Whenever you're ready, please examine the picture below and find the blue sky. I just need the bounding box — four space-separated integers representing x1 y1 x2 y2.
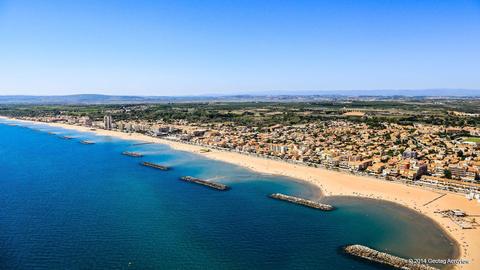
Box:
0 0 479 95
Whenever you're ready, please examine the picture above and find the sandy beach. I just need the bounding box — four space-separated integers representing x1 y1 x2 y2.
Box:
3 116 480 269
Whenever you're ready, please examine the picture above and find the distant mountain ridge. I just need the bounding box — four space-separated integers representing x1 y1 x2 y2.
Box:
0 89 479 104
245 89 480 97
0 94 191 104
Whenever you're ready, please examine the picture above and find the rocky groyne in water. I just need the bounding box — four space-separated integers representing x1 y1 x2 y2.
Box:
141 162 169 170
122 151 144 157
269 193 333 211
343 244 438 270
180 176 229 191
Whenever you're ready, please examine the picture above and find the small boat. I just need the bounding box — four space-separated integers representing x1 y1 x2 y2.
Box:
61 136 74 139
80 140 95 145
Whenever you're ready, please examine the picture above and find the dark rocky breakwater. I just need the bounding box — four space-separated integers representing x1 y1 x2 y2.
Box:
344 244 438 270
180 176 230 191
122 151 144 157
269 193 334 211
141 161 169 171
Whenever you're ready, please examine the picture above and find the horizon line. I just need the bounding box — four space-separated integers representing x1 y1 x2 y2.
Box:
1 88 480 98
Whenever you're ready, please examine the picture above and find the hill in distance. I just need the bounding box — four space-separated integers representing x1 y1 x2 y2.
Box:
0 89 479 104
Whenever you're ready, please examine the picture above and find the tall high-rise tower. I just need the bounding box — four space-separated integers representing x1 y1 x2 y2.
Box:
103 115 113 130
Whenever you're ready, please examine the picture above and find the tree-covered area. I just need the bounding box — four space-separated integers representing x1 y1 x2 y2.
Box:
1 99 480 127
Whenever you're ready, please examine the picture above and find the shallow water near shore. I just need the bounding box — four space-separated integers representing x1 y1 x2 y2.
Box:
0 121 457 269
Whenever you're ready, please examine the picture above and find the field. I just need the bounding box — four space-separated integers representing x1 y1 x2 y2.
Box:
464 137 480 143
1 98 480 128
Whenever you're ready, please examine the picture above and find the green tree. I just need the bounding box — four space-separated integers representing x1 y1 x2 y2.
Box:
444 169 452 179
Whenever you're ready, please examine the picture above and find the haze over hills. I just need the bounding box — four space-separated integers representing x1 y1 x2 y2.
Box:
0 89 479 104
244 89 480 97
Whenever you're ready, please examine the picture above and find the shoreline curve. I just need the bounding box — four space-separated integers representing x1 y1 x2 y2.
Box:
1 116 478 269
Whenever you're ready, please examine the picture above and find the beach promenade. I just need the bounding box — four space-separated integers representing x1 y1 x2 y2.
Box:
2 116 480 270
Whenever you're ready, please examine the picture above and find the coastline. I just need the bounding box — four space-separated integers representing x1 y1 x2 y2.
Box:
2 117 479 269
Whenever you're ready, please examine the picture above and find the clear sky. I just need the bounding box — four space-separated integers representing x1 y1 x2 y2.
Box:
0 0 479 96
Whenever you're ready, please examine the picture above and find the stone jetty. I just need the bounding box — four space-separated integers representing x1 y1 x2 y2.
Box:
132 142 153 146
269 193 334 211
122 151 144 157
141 161 169 171
343 244 438 270
180 176 229 191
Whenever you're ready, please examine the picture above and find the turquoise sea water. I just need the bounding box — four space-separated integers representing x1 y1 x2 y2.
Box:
0 121 457 269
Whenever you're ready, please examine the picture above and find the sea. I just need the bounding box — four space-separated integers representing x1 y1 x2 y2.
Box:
0 120 457 269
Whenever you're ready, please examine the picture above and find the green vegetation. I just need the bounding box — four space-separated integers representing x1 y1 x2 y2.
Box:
444 169 452 179
1 98 480 127
464 137 480 143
